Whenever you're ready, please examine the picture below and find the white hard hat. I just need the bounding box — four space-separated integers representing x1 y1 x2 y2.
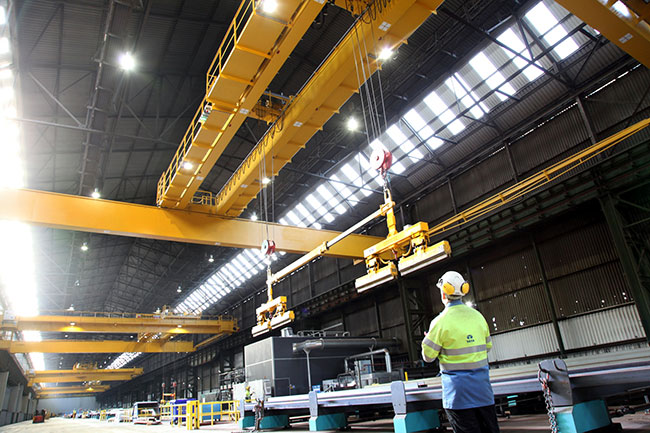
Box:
437 271 470 297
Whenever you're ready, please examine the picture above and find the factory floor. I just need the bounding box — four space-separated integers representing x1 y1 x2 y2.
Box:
1 413 649 432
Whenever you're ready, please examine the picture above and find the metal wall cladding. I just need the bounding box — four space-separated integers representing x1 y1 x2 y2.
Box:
487 322 559 363
470 244 541 300
415 183 453 224
510 105 589 175
344 306 378 336
586 66 650 134
559 305 647 350
340 261 366 283
479 285 551 334
380 324 407 353
314 273 338 296
537 221 618 280
453 149 514 208
313 257 338 282
549 261 630 318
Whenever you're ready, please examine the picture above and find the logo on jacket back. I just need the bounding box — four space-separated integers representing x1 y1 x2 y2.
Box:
466 334 474 343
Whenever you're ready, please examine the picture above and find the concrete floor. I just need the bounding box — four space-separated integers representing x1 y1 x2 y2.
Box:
1 413 649 432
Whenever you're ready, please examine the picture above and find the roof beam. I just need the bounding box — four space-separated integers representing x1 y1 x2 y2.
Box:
0 339 195 353
0 188 381 259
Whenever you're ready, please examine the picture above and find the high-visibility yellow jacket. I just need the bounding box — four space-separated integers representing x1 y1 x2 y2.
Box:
421 300 492 370
421 300 494 409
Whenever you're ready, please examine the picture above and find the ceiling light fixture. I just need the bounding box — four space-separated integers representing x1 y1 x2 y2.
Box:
91 188 101 199
69 322 75 326
346 117 359 131
208 254 214 263
378 47 393 61
251 213 258 221
177 285 182 293
118 52 135 71
262 177 271 185
80 242 88 252
261 0 278 13
182 161 193 170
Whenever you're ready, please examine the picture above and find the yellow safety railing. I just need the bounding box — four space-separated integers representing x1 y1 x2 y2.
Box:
205 0 258 94
198 400 240 425
156 98 212 209
160 403 172 422
191 190 217 207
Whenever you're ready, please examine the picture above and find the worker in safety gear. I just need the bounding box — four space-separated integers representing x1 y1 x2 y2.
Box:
421 271 499 433
245 385 252 401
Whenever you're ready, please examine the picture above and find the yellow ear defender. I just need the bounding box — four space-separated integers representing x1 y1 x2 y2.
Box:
461 282 470 295
442 282 456 295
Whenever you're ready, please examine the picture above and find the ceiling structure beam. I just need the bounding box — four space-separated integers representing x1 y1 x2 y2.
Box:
0 188 382 258
29 368 143 383
0 314 238 335
0 339 195 353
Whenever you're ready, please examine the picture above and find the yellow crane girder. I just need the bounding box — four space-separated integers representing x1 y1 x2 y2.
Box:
28 368 143 384
214 0 446 216
157 0 327 209
37 385 111 394
0 339 195 353
0 314 238 335
555 0 650 69
0 188 382 259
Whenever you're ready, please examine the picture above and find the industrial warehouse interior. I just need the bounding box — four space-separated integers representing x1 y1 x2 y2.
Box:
0 0 649 432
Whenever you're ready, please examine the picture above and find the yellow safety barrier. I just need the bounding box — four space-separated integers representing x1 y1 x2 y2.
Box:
166 400 240 429
99 409 106 421
160 403 172 422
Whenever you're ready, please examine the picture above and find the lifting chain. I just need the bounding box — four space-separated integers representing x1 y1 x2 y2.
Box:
538 370 558 433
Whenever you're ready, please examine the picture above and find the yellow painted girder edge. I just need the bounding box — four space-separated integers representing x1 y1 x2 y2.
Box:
555 0 650 68
2 315 238 334
0 188 382 259
0 339 196 353
214 0 445 216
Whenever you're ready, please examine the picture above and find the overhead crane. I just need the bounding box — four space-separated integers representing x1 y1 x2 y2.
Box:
156 0 328 209
214 0 447 216
555 0 650 69
0 189 381 259
0 313 238 335
27 368 143 385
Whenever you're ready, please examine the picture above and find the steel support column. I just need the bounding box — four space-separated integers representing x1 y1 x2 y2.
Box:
531 236 566 355
600 194 650 342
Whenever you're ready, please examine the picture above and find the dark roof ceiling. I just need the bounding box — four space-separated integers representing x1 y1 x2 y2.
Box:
13 0 628 369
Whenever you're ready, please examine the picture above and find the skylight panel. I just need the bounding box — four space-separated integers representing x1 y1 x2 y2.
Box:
387 125 408 146
392 161 406 174
323 212 335 223
279 218 289 225
331 175 354 199
286 210 302 225
244 249 258 261
424 91 448 116
335 204 347 215
306 194 324 212
497 29 544 81
448 119 466 135
295 203 316 223
446 75 488 119
370 138 387 152
317 185 339 207
469 52 515 101
525 3 578 60
341 163 361 184
403 109 427 131
313 222 322 230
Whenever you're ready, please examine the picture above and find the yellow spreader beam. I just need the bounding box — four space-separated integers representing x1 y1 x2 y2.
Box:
0 340 195 353
214 0 446 216
157 0 327 209
0 188 382 259
28 368 143 384
37 386 110 398
555 0 650 69
0 314 238 335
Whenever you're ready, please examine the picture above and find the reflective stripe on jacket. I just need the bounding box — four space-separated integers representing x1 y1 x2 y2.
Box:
421 300 492 371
